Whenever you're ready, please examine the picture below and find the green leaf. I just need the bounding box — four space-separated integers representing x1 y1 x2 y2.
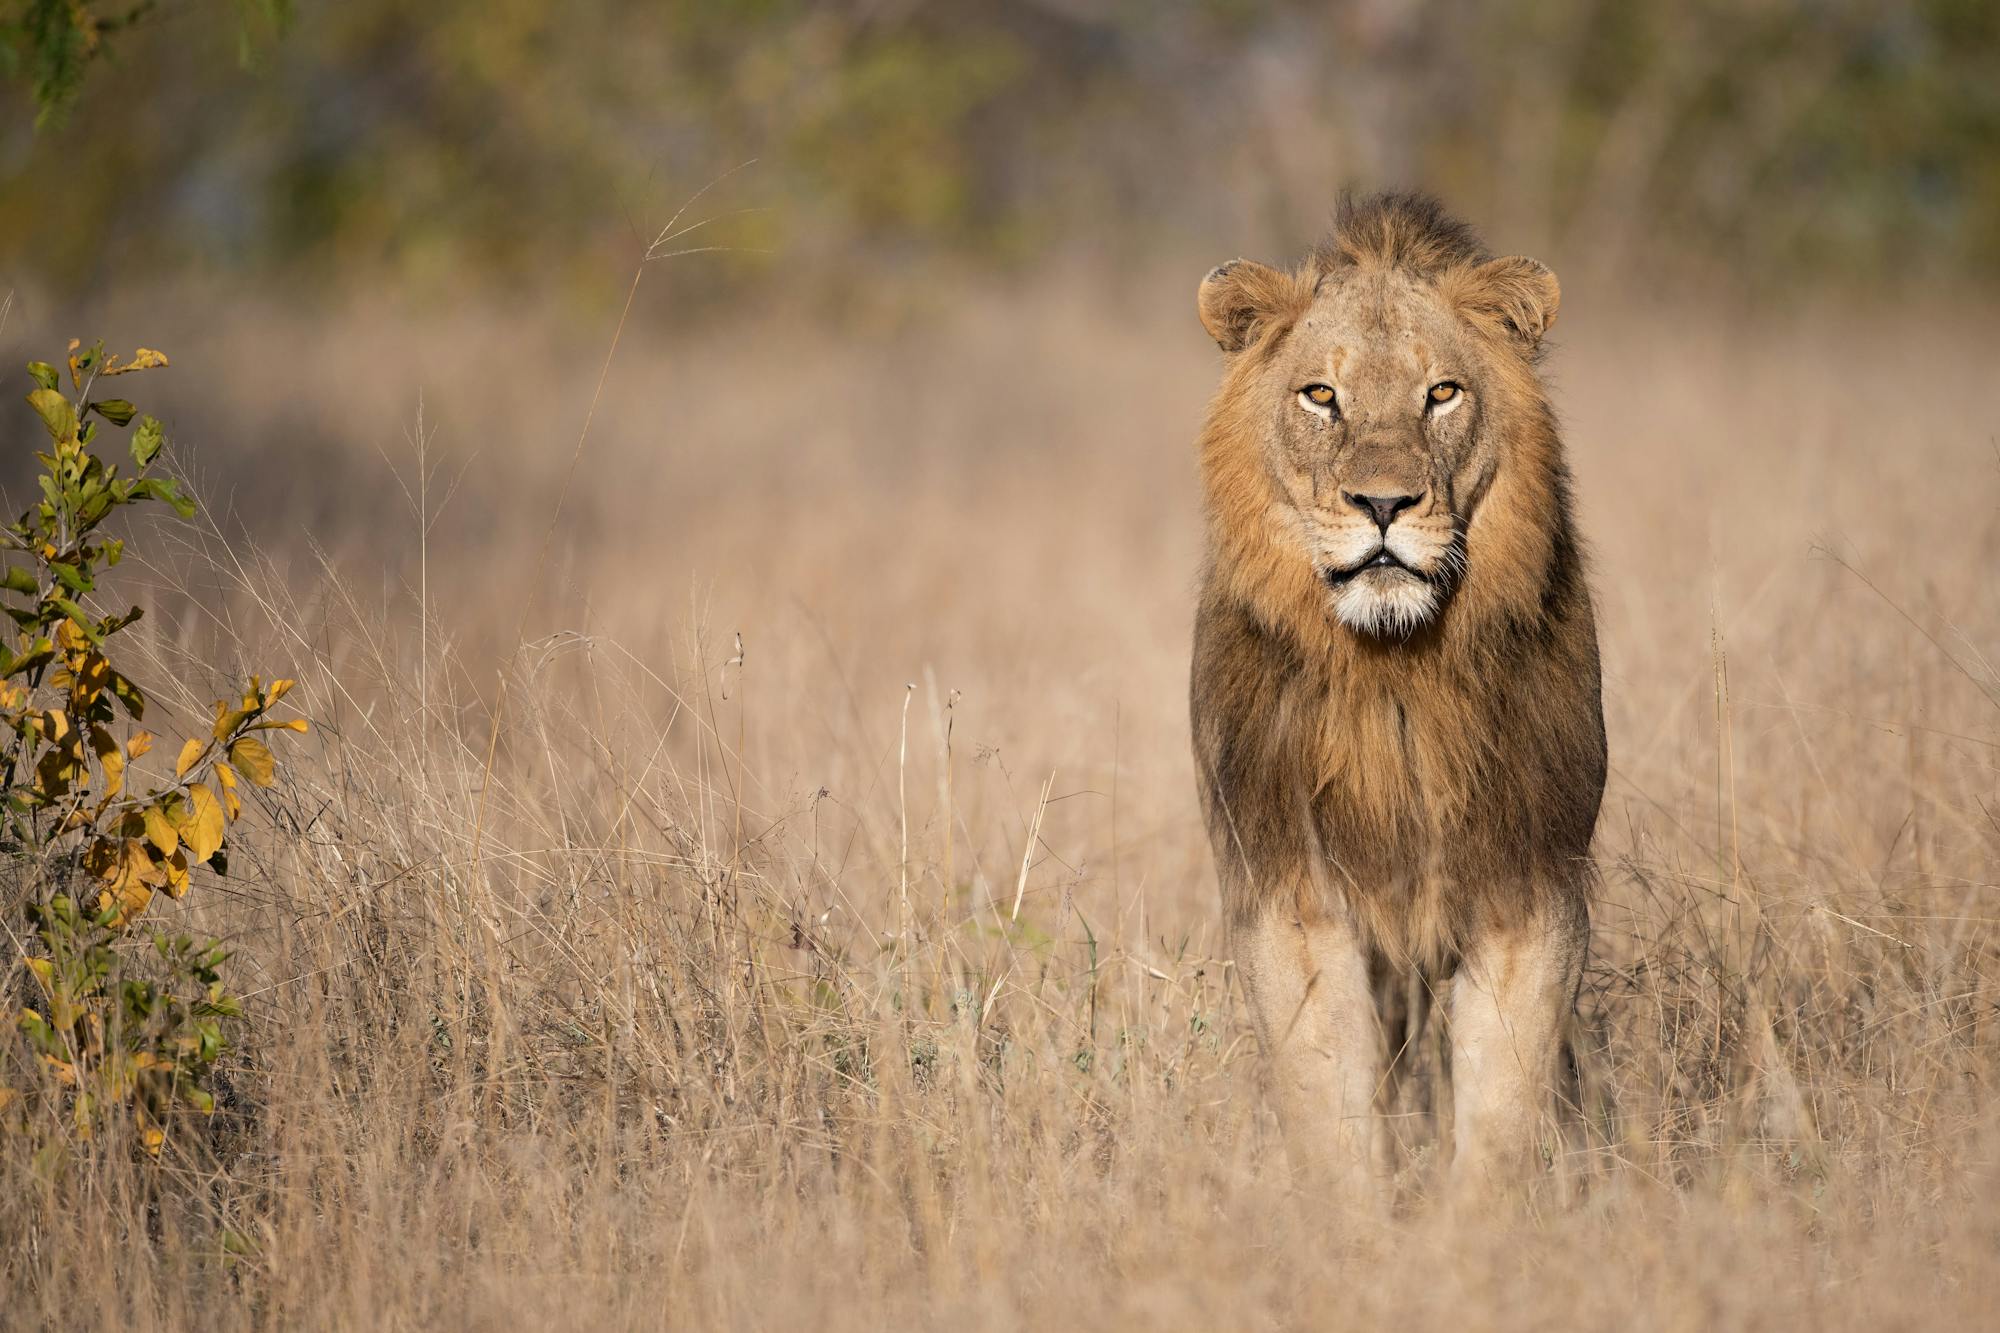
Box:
0 567 36 596
26 389 76 443
131 477 195 519
27 362 58 391
130 416 163 467
7 640 54 678
68 340 103 387
49 599 100 643
86 399 136 426
48 562 92 596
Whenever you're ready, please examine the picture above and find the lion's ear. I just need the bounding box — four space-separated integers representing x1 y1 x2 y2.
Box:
1462 255 1561 350
1198 259 1297 353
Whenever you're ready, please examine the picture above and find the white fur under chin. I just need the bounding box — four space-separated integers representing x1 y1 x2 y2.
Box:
1333 572 1441 638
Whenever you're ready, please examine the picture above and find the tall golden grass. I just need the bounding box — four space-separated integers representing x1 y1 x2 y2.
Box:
3 272 1998 1327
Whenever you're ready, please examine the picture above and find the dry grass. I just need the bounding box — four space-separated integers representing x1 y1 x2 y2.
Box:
3 271 1999 1329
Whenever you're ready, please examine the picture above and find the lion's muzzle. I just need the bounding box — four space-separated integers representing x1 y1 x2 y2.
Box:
1312 495 1459 637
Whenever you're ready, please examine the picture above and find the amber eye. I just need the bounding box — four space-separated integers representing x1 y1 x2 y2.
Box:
1427 382 1462 407
1300 384 1337 411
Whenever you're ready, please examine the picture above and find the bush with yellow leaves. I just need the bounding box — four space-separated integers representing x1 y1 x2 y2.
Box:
0 341 306 1157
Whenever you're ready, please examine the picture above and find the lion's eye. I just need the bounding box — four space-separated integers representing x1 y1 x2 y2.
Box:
1299 384 1337 414
1427 382 1462 407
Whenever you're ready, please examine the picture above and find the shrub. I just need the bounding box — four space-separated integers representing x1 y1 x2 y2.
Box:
0 340 305 1157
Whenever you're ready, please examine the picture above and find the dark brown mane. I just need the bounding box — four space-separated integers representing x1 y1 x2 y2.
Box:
1314 190 1489 277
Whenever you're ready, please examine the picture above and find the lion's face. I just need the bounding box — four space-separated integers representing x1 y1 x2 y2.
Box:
1262 270 1491 637
1198 249 1559 641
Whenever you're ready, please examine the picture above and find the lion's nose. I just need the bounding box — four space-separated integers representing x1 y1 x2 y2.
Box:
1343 490 1424 530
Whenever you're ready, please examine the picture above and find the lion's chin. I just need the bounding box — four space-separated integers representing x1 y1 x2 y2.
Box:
1329 567 1441 639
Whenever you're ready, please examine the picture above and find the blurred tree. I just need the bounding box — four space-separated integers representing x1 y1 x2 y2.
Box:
0 0 290 126
0 0 1994 296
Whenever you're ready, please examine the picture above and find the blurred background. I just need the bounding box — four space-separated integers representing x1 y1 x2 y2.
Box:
6 0 2000 303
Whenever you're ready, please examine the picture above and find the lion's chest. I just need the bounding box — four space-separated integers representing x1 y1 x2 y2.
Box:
1299 673 1490 866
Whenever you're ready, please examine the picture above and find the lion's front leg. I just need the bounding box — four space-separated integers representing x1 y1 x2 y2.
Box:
1447 898 1587 1199
1234 902 1386 1211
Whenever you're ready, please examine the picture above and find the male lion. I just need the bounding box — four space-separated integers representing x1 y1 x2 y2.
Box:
1189 192 1605 1205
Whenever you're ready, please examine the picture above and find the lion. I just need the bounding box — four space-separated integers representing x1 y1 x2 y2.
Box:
1188 192 1605 1206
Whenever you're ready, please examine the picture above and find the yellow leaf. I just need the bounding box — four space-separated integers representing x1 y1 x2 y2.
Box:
252 718 309 734
228 736 276 787
142 804 178 855
81 836 120 881
88 837 156 926
104 881 144 925
114 882 154 925
212 702 250 740
75 652 108 695
214 763 241 820
181 784 225 863
89 727 124 798
136 849 169 888
139 1124 164 1156
127 731 154 759
265 678 295 703
175 738 204 778
161 848 190 899
33 745 77 799
100 347 169 375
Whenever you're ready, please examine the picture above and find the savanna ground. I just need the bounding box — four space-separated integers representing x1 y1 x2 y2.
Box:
3 264 1999 1329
